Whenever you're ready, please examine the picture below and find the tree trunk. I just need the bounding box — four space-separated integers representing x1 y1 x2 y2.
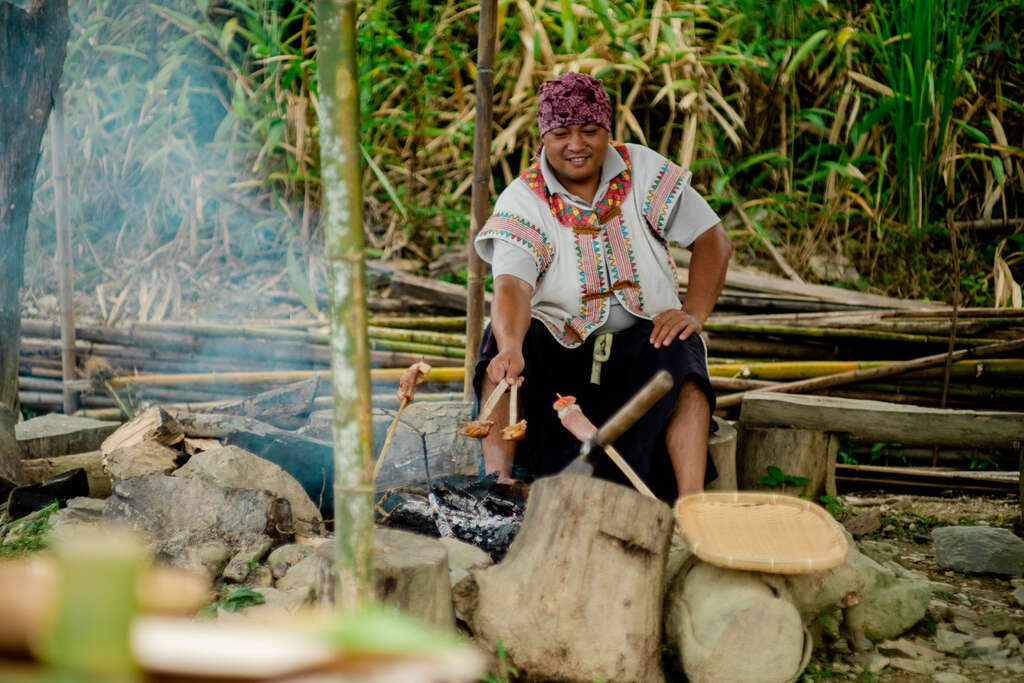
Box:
0 0 70 411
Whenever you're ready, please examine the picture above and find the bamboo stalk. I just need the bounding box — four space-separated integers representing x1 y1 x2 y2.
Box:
367 325 466 347
465 0 498 401
716 337 1024 409
704 321 1004 347
49 86 78 415
369 338 465 358
369 316 467 330
708 358 1024 381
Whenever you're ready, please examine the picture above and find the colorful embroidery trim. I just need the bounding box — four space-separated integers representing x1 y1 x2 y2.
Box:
521 144 632 229
477 212 554 272
642 162 686 235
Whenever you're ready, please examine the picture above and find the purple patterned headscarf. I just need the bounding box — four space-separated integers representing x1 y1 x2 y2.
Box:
536 73 612 136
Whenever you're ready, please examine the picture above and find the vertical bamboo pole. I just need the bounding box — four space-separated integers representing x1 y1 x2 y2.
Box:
49 86 78 415
464 0 499 401
317 0 375 609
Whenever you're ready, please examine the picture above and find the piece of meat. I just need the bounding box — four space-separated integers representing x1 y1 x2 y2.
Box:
397 360 431 402
501 419 527 441
554 396 597 442
459 420 494 438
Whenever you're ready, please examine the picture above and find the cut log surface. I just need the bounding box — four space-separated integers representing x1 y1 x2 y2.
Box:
15 414 120 460
469 474 672 683
738 427 838 498
21 451 111 497
100 406 184 456
740 393 1024 449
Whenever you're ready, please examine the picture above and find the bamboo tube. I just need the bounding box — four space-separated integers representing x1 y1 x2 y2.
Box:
367 325 466 347
370 316 467 331
708 358 1024 381
49 86 78 415
703 321 1003 347
465 0 499 401
716 337 1024 409
369 338 465 358
319 0 374 609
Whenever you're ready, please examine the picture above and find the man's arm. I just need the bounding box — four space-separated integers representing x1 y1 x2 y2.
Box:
650 222 732 347
487 274 534 384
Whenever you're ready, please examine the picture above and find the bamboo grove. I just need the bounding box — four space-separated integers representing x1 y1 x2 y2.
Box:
25 0 1024 304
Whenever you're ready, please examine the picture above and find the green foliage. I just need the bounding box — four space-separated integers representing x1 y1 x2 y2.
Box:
818 494 849 521
0 501 59 557
480 640 518 683
319 603 464 654
202 586 266 615
758 465 809 488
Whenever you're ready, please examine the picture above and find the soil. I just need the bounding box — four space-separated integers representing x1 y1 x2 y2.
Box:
803 490 1024 683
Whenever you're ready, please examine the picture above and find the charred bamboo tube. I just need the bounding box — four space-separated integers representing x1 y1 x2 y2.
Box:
716 337 1024 409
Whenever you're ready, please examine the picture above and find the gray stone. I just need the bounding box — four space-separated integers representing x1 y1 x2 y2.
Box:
103 475 289 576
1004 634 1022 652
932 525 1024 577
929 598 950 620
858 540 899 566
876 638 942 660
439 536 492 588
844 510 882 537
47 496 106 535
1014 585 1024 608
222 540 273 583
173 446 323 536
845 566 931 642
242 586 312 616
247 565 274 588
14 414 120 459
275 554 325 596
933 673 969 683
267 543 315 579
103 441 181 481
935 626 972 654
888 657 935 675
970 636 1006 655
978 611 1024 636
848 652 889 674
953 615 990 637
929 580 956 594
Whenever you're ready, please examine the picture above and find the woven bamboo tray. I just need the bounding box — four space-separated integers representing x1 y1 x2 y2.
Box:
674 492 849 574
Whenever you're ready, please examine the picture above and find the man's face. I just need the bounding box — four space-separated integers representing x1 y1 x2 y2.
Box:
541 124 610 188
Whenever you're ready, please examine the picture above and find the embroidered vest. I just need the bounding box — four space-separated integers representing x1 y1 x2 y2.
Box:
475 144 690 348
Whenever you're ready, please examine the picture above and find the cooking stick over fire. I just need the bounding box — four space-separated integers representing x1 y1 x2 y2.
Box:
372 360 432 480
459 380 510 438
501 380 527 441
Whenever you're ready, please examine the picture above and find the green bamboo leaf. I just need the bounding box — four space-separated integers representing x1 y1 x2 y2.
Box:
361 146 408 220
560 0 576 52
219 17 240 54
991 156 1005 185
785 29 829 78
954 120 991 145
286 243 319 316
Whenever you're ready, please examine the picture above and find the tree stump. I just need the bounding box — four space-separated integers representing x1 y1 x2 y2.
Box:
664 561 811 683
737 427 837 497
468 474 673 683
708 417 737 490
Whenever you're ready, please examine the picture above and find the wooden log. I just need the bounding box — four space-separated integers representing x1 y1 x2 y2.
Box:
0 406 26 496
368 263 493 314
370 527 455 630
835 463 1019 495
707 417 738 491
99 406 184 456
467 474 672 682
739 393 1024 449
15 414 121 460
663 561 811 683
209 378 321 421
737 426 838 498
21 451 111 498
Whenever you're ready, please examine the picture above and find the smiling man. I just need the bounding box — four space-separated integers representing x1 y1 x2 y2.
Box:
472 72 732 502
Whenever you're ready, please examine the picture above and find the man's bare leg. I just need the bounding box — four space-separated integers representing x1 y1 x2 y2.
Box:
479 375 516 482
665 379 710 497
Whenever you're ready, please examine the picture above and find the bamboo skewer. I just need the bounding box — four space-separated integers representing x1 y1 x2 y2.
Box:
372 398 408 482
372 361 431 481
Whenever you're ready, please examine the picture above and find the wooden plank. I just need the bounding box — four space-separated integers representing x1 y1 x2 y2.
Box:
739 393 1024 449
836 464 1018 495
367 263 492 313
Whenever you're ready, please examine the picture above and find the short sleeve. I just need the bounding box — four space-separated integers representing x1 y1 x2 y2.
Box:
491 240 540 287
662 185 721 247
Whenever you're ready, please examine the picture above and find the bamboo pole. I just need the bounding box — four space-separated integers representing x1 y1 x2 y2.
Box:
703 321 1003 347
464 0 498 401
318 0 374 609
49 86 77 415
716 337 1024 409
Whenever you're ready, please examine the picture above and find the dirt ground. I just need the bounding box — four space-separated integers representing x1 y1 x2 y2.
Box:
802 491 1024 683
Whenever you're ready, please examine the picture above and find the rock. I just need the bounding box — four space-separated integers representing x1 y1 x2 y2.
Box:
857 539 899 565
247 565 274 588
14 413 119 459
103 441 182 481
876 638 943 660
932 525 1024 577
7 468 89 519
1004 633 1022 652
48 496 106 535
103 475 290 576
888 657 936 675
173 446 323 536
844 510 882 537
666 562 811 683
438 536 492 589
848 652 889 674
276 554 326 597
241 586 312 616
841 550 931 644
933 672 969 683
929 580 956 594
935 626 972 654
222 540 273 583
267 543 315 579
929 598 950 620
977 611 1024 635
969 635 1005 655
1014 585 1024 608
0 406 25 498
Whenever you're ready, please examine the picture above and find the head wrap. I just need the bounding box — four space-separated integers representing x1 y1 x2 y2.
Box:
536 72 612 136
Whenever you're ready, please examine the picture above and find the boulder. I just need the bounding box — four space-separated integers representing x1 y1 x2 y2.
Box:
665 562 811 683
267 543 316 579
223 540 273 583
103 441 182 481
48 497 106 536
276 554 326 598
0 406 25 498
173 446 323 536
102 475 291 576
932 526 1024 577
844 510 882 537
14 413 119 459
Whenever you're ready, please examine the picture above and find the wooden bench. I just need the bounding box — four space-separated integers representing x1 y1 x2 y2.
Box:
733 393 1024 506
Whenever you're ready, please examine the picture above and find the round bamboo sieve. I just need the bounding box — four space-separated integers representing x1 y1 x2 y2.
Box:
674 492 849 574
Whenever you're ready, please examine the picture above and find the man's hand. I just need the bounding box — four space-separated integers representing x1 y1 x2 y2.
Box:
650 308 703 348
487 348 525 385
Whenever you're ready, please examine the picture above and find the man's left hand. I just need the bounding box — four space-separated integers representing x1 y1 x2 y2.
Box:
650 309 702 348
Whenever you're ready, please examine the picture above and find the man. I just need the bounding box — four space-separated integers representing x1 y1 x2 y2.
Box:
473 72 732 502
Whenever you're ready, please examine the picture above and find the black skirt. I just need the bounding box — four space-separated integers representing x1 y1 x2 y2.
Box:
473 317 716 502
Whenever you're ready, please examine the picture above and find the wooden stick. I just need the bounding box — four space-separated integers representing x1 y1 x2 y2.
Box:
371 398 408 481
716 336 1024 409
478 380 509 422
508 381 518 424
602 444 658 501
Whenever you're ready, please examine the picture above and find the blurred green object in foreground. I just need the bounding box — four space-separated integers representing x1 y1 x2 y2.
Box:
37 526 147 680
